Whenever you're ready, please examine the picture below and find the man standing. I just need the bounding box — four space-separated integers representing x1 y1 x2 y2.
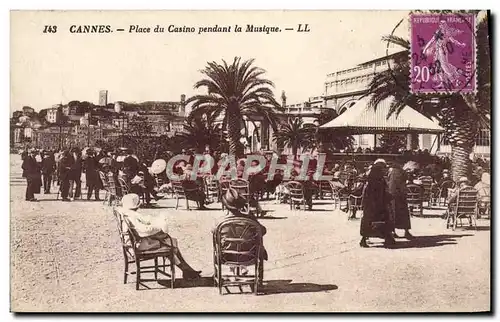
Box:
21 149 41 202
59 150 74 202
69 148 83 200
84 149 102 201
41 151 56 194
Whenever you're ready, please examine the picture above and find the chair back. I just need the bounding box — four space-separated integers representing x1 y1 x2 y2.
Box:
318 180 333 197
213 217 263 266
348 194 363 208
154 174 164 189
118 177 130 195
230 179 251 201
171 181 186 197
99 171 109 190
418 176 433 200
112 208 134 259
455 186 478 217
286 181 305 201
107 173 118 198
204 175 219 201
406 184 423 216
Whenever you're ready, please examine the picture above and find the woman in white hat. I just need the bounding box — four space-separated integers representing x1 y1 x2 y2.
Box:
119 193 201 280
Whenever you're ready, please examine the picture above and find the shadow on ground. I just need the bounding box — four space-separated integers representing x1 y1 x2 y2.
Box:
260 279 338 295
372 234 473 249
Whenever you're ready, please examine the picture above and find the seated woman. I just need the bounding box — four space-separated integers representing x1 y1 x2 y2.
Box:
474 172 490 217
119 193 201 280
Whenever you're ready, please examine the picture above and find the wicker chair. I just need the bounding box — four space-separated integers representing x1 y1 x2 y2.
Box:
213 217 264 295
418 176 434 206
285 181 306 211
407 184 424 217
204 175 220 204
446 186 478 231
435 180 455 207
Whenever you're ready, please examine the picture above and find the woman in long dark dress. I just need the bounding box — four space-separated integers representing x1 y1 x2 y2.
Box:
360 164 395 248
387 165 413 239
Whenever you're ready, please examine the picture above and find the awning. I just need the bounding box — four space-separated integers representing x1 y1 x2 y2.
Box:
320 97 444 134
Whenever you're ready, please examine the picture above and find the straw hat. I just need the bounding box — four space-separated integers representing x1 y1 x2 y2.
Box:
221 188 247 212
481 173 490 185
121 193 141 210
458 177 469 184
374 158 387 165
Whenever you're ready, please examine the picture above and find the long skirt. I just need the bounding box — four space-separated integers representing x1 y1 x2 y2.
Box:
390 195 411 230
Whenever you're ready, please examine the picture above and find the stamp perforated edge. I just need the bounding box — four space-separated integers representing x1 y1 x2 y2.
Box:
408 12 478 96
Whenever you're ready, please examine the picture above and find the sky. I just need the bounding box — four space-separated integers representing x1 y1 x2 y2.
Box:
10 10 409 113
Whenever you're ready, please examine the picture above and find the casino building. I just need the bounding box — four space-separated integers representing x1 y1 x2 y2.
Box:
278 51 490 158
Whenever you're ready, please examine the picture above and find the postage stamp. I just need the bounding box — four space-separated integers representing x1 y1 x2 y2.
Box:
410 13 476 94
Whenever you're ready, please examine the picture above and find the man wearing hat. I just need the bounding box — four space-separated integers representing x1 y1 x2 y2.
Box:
21 148 42 201
447 177 471 206
59 150 75 202
41 150 56 194
84 148 102 201
213 188 268 275
118 194 201 280
122 148 139 187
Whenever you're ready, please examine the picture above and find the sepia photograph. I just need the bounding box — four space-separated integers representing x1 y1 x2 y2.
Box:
9 9 491 312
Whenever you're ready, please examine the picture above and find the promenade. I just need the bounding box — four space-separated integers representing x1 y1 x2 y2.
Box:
10 155 490 312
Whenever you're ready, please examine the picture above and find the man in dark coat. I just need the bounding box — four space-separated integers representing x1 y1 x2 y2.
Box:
41 151 56 194
387 165 413 239
59 150 74 201
84 149 102 200
122 149 139 186
69 148 83 199
22 149 41 201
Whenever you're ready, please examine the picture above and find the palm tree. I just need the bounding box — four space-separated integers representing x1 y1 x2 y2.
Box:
174 114 224 153
273 117 312 158
186 57 283 158
367 11 490 181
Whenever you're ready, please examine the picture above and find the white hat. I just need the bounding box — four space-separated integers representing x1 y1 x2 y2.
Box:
458 177 469 184
121 193 141 210
374 158 387 165
481 173 490 185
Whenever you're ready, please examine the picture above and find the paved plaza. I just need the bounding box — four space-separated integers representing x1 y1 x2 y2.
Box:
10 155 490 312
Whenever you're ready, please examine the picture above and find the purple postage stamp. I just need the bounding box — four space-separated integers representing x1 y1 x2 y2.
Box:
410 13 476 94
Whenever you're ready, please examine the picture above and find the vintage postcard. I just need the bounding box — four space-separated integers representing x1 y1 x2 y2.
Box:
10 10 491 312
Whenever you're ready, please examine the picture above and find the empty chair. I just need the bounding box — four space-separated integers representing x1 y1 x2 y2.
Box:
285 181 306 211
204 175 220 204
99 171 110 205
318 180 333 200
171 180 202 210
348 194 363 220
213 217 264 295
418 176 434 206
406 184 423 217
